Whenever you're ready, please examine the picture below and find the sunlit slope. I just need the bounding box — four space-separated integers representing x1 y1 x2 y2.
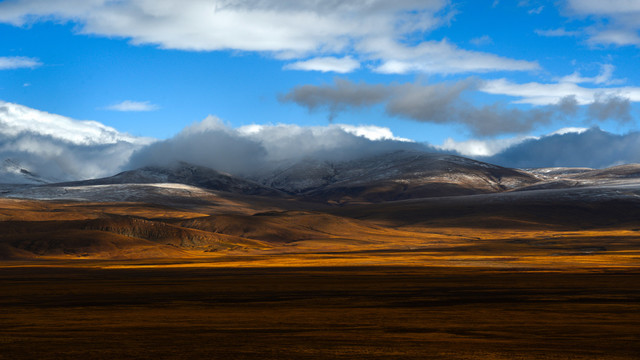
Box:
0 199 458 260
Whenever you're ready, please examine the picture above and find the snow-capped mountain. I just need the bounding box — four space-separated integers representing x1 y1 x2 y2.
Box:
59 162 284 197
258 150 539 202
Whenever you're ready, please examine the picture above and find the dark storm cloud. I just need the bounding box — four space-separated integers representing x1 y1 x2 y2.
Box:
281 79 631 136
587 94 632 123
278 79 390 121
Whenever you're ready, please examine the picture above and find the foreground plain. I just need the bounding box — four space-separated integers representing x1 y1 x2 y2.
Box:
1 266 639 360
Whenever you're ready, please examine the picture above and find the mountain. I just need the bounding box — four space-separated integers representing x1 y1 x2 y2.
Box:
6 151 640 206
57 162 285 198
259 150 539 203
2 151 542 204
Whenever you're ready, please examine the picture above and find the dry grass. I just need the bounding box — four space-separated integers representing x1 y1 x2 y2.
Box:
1 266 638 359
2 196 639 358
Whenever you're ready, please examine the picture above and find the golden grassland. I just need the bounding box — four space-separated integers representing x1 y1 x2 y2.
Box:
1 197 639 359
1 197 639 270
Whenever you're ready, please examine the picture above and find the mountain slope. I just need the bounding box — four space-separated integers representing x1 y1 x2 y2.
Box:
261 151 540 203
59 162 284 197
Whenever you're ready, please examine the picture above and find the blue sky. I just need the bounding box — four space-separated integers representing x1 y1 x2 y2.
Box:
1 0 640 179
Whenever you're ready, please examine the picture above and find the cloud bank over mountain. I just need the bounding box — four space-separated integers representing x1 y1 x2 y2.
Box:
0 101 151 182
127 116 427 176
485 128 640 169
2 101 640 183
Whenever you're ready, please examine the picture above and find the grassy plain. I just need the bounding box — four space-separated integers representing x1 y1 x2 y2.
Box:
1 266 639 360
1 196 640 359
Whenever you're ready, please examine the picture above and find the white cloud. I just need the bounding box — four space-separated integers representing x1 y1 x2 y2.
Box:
535 28 580 37
283 56 360 73
567 0 640 15
363 38 539 74
438 136 533 157
556 64 624 86
528 6 544 14
0 100 148 145
481 78 640 105
239 123 412 142
0 56 41 70
587 29 640 47
105 100 159 112
470 35 493 46
0 0 538 75
565 0 640 47
0 100 153 181
549 127 588 136
335 124 412 142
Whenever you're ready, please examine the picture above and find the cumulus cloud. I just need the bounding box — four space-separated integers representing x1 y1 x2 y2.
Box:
0 56 41 70
0 0 538 75
280 78 633 136
128 116 426 176
485 127 640 169
105 100 159 112
0 101 145 145
0 101 152 182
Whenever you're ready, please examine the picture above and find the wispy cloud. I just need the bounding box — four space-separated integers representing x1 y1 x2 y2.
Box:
284 56 360 73
528 6 544 14
556 64 624 86
0 56 41 70
469 35 493 46
565 0 640 47
481 78 640 105
535 28 580 37
105 100 159 112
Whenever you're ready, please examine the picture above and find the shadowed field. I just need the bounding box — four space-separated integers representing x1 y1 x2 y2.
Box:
1 192 640 359
1 266 639 360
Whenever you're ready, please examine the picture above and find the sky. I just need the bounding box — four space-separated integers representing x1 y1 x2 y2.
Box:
1 0 640 181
